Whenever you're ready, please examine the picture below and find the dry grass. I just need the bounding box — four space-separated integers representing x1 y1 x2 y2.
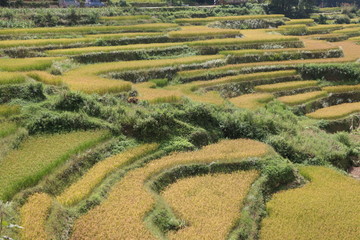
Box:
164 171 259 240
71 139 272 239
306 102 360 120
20 193 52 240
278 91 328 105
229 93 274 110
0 130 108 201
260 166 360 240
254 80 318 92
57 143 159 206
46 42 184 56
27 71 63 86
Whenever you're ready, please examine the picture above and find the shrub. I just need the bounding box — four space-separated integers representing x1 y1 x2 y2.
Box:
335 15 351 24
0 83 45 104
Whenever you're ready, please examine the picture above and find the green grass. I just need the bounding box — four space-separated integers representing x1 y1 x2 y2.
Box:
0 105 21 118
0 130 109 201
0 121 18 138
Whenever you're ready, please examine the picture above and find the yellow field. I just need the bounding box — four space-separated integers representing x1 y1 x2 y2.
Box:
46 42 184 56
0 23 178 36
306 102 360 119
0 57 62 72
0 72 26 85
71 139 272 239
0 105 21 118
27 71 63 86
20 193 52 240
0 130 108 200
260 166 360 240
278 91 328 105
254 80 318 92
62 55 223 94
323 84 360 93
57 143 159 206
164 171 259 240
168 26 242 38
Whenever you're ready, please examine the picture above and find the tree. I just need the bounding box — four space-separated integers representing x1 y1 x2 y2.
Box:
0 0 9 7
269 0 316 18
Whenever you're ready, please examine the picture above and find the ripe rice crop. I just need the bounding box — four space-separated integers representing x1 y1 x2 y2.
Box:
84 32 162 39
0 57 62 72
221 47 339 56
0 130 108 201
0 23 178 36
27 71 63 86
260 166 360 240
285 19 315 25
229 93 274 110
163 171 259 240
333 27 360 37
175 14 284 24
46 42 184 56
0 121 18 138
192 70 297 89
20 193 52 240
188 37 301 47
0 38 93 49
167 26 242 39
100 15 152 21
63 55 223 94
278 91 328 105
0 105 21 118
323 84 360 93
306 102 360 120
254 80 318 92
307 24 359 34
71 139 272 240
57 143 159 206
0 72 26 85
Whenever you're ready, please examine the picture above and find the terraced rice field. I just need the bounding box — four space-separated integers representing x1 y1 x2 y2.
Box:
2 9 360 240
163 171 259 240
70 139 271 239
260 166 360 240
0 130 108 200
